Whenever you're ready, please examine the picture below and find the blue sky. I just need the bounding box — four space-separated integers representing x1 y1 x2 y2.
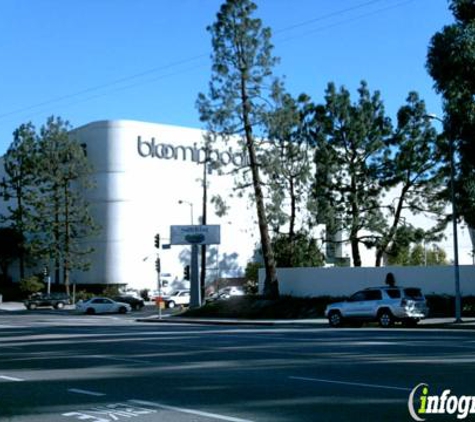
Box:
0 0 453 155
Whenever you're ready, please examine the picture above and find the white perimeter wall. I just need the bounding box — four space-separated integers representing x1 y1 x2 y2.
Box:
259 265 475 297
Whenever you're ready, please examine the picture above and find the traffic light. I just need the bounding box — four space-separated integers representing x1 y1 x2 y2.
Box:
184 265 190 280
154 233 160 249
155 257 161 273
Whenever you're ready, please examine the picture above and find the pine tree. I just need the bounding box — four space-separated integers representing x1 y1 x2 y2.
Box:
375 92 447 266
309 81 392 266
1 122 38 278
197 0 280 297
32 116 97 294
427 0 475 227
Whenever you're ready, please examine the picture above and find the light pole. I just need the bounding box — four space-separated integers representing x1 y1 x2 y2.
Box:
178 200 194 225
426 113 462 323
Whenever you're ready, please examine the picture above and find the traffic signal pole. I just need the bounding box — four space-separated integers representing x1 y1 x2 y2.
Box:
190 244 201 308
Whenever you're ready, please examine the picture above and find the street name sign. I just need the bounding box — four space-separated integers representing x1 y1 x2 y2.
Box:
170 225 221 245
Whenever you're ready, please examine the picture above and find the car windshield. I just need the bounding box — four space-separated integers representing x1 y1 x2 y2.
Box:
404 288 424 300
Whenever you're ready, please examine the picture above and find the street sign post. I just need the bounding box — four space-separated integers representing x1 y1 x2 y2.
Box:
170 225 220 245
170 225 221 308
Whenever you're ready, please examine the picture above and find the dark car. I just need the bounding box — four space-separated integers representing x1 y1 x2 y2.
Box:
112 295 145 310
24 292 71 310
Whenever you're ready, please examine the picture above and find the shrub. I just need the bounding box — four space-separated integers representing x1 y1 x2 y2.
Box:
19 276 45 296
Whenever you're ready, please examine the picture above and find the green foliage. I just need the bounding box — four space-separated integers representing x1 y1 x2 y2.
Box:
1 116 98 292
386 231 449 266
102 285 120 298
272 232 325 268
19 276 44 295
308 81 392 266
186 295 342 319
245 261 261 284
75 289 95 301
374 92 448 266
1 122 38 278
198 0 280 298
426 0 475 227
0 227 23 283
262 92 314 237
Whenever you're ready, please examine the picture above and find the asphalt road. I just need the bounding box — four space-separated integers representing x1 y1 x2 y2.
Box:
1 310 475 422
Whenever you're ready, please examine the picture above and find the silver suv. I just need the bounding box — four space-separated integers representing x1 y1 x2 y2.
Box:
325 286 429 328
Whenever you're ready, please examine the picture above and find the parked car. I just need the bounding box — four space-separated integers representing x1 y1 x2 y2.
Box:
163 290 190 308
76 297 131 315
218 286 245 299
207 286 245 302
113 295 144 310
325 286 429 328
24 292 71 310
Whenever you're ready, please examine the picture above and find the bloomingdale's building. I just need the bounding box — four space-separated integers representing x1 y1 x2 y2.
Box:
73 120 262 290
1 120 261 291
2 119 473 292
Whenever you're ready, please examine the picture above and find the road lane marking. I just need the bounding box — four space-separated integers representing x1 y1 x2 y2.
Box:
129 399 255 422
289 376 412 392
0 375 24 381
96 356 152 364
68 388 106 396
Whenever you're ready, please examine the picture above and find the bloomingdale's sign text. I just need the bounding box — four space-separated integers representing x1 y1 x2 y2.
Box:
137 136 249 167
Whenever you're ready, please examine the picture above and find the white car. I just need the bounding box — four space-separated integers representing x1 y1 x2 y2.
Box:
219 286 245 299
76 297 132 315
325 286 429 328
164 290 190 308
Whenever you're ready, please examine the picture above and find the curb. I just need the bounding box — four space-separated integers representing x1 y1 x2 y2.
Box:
137 316 475 329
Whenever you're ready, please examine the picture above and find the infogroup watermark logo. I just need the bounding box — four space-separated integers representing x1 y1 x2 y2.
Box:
408 383 475 420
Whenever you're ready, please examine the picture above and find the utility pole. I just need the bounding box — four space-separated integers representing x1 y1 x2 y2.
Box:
200 154 208 302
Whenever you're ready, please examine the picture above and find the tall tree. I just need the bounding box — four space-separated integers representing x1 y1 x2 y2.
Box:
197 0 280 297
426 0 475 227
32 116 96 294
0 227 23 283
263 91 317 266
375 92 448 266
309 81 392 266
1 123 38 278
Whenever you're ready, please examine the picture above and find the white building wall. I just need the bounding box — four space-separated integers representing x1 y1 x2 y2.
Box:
70 120 257 290
259 265 475 296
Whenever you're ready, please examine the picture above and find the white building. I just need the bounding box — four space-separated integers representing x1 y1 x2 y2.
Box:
70 120 260 291
1 119 473 292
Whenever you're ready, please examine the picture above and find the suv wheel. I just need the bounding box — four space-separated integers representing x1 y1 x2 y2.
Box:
378 309 394 328
55 302 65 310
118 306 127 314
328 311 343 327
29 303 37 310
86 307 95 315
167 301 176 309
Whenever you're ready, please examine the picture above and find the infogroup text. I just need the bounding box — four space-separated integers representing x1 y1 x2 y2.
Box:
408 383 475 420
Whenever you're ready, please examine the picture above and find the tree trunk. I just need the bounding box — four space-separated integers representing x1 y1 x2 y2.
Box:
240 73 278 298
350 233 362 267
375 186 408 266
63 181 71 296
54 189 61 285
288 176 296 267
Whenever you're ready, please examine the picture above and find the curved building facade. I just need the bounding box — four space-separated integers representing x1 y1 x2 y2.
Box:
70 120 256 290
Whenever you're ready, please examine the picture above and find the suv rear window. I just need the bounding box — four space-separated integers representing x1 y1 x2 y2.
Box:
404 288 423 300
385 289 401 299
